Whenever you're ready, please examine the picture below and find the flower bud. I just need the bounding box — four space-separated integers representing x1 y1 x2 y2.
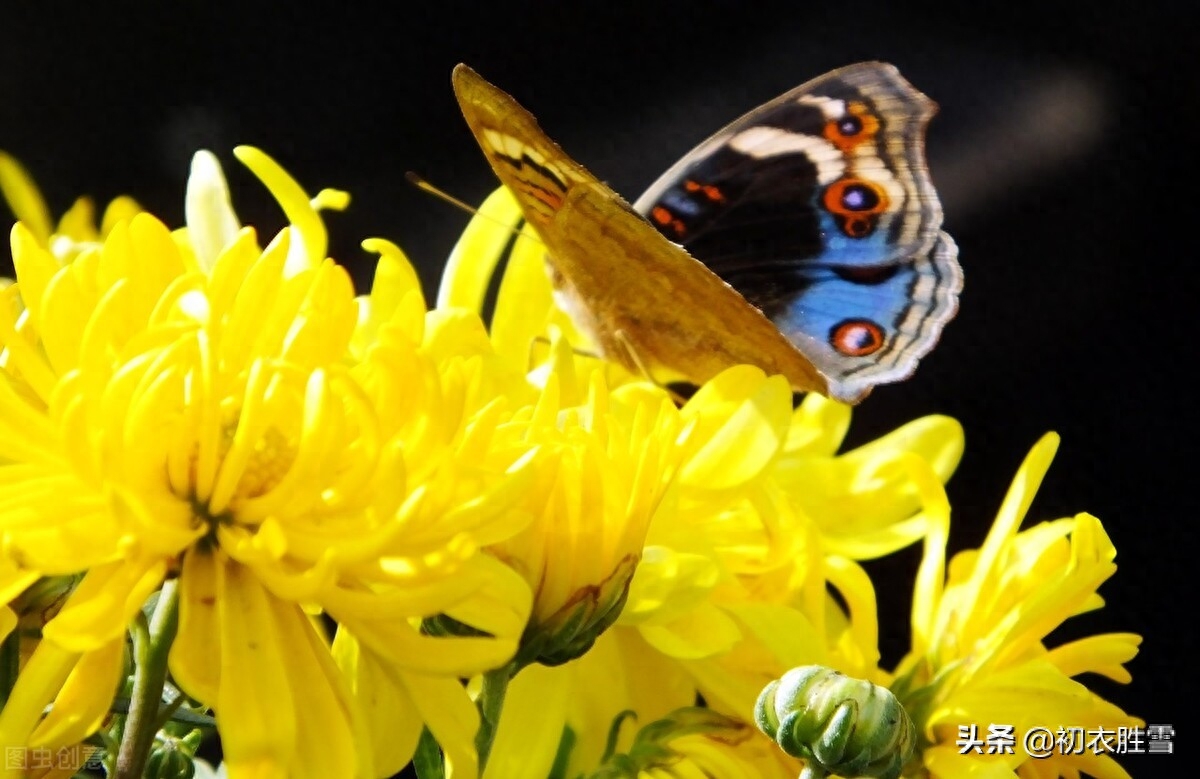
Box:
146 738 197 779
755 665 915 779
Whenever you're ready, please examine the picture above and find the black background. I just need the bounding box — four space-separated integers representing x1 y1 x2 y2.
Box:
3 1 1192 773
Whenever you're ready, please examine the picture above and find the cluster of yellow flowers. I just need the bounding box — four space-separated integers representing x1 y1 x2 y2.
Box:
0 148 1140 779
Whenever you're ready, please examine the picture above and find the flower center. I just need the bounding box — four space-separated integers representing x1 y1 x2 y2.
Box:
230 426 296 501
186 415 299 536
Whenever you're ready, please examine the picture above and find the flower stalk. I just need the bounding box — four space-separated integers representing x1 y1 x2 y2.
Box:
475 663 515 773
116 580 179 779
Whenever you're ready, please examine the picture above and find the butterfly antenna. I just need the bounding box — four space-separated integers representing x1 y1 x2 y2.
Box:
405 172 544 245
405 172 483 216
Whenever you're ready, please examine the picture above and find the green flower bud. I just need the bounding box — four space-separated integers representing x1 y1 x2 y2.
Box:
755 666 915 779
514 554 638 669
588 707 749 779
146 737 197 779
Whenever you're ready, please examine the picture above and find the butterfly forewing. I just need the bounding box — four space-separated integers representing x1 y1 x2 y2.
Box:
453 64 832 398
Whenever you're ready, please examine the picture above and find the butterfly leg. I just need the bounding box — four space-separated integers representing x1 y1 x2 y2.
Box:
526 335 610 371
529 331 690 405
613 329 655 382
609 329 691 404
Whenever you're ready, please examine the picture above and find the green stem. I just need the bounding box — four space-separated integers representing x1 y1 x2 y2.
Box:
115 580 180 779
474 665 513 773
152 689 189 733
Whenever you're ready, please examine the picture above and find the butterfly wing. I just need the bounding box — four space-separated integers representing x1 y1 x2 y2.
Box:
633 62 962 400
452 64 832 397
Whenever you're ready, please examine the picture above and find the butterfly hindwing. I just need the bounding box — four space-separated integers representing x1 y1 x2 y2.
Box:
766 233 960 400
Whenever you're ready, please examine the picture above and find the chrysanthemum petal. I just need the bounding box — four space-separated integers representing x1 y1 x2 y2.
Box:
822 513 931 560
0 490 120 574
783 393 851 456
233 146 333 274
0 639 78 750
0 285 58 404
485 663 571 779
42 558 167 651
975 515 1119 674
407 671 481 779
29 636 124 747
39 261 94 375
436 187 522 313
271 593 369 779
99 196 142 237
1045 632 1141 683
334 553 529 679
354 238 425 352
640 602 743 660
773 415 963 556
730 603 828 673
185 151 242 272
491 226 555 368
824 555 881 672
905 452 953 653
10 223 59 322
623 547 722 625
927 659 1134 737
0 563 40 606
171 548 222 704
958 433 1060 631
0 151 53 244
1020 751 1133 779
330 630 424 777
0 383 60 465
924 747 1021 778
841 414 964 485
679 367 791 490
434 553 533 643
214 556 297 777
55 198 99 245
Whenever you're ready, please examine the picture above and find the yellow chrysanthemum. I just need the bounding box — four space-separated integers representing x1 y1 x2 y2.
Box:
491 396 961 779
889 433 1141 778
481 336 689 670
439 188 966 778
0 150 539 779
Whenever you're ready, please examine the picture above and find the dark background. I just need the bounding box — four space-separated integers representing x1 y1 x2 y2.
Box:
3 1 1191 773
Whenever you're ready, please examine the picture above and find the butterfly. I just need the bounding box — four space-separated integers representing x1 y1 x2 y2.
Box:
452 63 961 404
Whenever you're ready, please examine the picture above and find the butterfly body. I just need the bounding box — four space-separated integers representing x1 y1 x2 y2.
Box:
452 63 960 403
